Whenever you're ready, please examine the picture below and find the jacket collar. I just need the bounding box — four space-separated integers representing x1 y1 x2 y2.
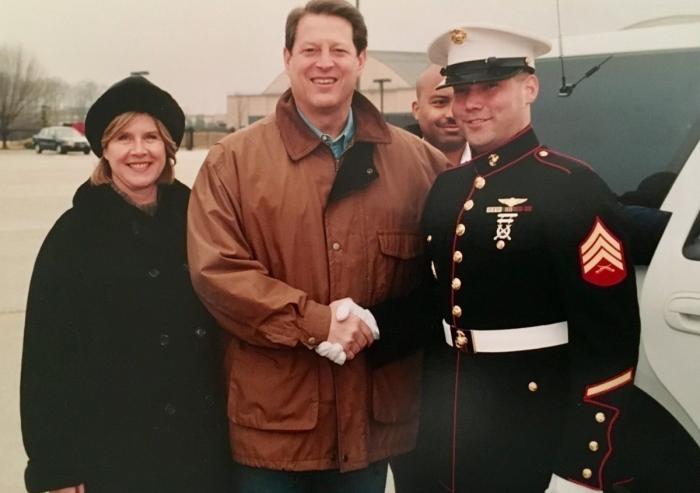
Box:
73 180 183 221
468 125 539 177
276 89 392 162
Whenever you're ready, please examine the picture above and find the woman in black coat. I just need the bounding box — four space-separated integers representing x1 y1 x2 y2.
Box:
20 76 232 493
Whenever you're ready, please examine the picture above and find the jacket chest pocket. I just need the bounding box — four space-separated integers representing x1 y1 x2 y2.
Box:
373 232 424 299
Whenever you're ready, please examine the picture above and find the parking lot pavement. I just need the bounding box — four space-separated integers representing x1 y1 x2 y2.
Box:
0 149 398 493
0 150 206 314
0 313 25 493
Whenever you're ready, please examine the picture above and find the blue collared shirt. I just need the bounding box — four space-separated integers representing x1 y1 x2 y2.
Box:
297 109 355 160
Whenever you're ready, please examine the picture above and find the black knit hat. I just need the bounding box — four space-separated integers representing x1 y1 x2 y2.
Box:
85 76 185 157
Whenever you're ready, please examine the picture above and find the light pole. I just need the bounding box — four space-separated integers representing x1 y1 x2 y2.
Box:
373 78 391 114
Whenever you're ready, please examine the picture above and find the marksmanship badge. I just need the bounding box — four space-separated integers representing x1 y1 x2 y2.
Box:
486 198 531 249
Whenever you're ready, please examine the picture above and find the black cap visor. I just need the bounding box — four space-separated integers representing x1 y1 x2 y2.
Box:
437 57 534 89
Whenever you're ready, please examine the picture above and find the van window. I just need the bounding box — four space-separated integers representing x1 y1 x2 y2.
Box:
533 49 700 205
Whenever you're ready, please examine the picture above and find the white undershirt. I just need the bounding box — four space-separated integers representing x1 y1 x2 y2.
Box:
460 143 472 164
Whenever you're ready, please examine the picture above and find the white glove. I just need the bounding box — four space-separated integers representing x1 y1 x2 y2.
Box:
334 298 380 340
314 298 380 365
545 474 602 493
314 341 347 365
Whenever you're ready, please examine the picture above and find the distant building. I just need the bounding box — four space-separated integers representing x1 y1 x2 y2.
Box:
225 50 429 130
185 113 229 131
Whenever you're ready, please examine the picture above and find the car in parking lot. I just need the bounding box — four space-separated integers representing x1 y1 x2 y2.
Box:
533 21 700 447
32 126 90 154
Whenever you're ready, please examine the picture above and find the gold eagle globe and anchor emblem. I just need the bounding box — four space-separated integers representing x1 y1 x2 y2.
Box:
450 28 467 44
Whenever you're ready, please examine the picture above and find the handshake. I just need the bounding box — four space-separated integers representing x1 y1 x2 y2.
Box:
314 298 380 366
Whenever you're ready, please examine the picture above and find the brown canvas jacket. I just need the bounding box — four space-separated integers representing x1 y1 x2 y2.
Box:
187 89 448 471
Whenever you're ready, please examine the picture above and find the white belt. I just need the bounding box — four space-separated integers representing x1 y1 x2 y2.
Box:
443 320 569 353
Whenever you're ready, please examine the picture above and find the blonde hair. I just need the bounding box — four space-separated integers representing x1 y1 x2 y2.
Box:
90 112 177 186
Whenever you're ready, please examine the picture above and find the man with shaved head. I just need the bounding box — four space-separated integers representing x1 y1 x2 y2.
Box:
411 64 469 164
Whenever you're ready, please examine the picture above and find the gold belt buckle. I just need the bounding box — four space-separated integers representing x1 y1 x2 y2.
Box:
455 329 469 351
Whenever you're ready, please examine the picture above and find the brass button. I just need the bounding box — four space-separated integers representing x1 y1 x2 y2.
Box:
474 176 486 189
331 242 341 251
308 337 317 345
426 234 432 242
589 441 599 452
453 251 463 263
582 468 592 480
538 150 549 157
463 199 474 211
496 240 505 250
528 381 538 392
455 330 468 349
452 305 462 318
488 153 500 166
595 412 606 423
451 278 462 290
456 224 466 236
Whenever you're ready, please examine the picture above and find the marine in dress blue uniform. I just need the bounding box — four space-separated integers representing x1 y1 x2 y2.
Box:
420 25 641 493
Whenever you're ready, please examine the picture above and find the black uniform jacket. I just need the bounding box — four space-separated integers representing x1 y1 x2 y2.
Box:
421 126 640 490
20 181 231 493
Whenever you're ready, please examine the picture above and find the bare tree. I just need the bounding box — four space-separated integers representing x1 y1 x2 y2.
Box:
0 45 44 149
35 77 69 126
70 79 102 116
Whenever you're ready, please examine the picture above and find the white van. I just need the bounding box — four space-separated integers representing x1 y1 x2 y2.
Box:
533 21 700 445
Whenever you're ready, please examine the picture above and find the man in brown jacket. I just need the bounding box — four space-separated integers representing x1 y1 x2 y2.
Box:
187 1 447 491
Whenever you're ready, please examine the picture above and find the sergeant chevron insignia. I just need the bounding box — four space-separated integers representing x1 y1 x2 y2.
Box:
579 217 627 286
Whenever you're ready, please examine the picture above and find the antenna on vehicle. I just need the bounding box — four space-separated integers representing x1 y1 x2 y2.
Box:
556 0 613 97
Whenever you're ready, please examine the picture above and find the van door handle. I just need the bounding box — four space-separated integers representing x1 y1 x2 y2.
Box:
665 293 700 335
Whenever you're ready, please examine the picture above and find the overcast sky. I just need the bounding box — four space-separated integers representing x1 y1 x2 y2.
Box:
2 0 698 115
